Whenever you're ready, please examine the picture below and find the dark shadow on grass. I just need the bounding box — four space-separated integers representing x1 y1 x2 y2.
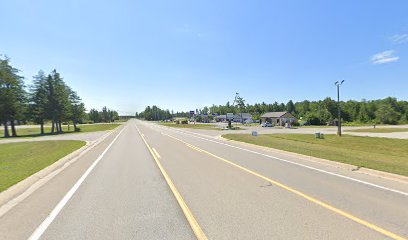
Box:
0 131 77 139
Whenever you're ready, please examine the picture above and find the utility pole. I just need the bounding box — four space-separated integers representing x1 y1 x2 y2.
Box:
334 80 345 136
232 93 239 127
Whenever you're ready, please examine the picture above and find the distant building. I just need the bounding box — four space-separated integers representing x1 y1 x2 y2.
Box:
260 112 297 126
233 113 253 123
215 115 227 122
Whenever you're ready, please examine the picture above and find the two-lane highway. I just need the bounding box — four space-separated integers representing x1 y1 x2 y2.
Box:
137 120 408 240
0 119 407 239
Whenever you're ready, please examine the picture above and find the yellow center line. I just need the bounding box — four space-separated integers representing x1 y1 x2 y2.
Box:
186 144 203 152
152 147 161 159
162 132 406 240
135 126 208 240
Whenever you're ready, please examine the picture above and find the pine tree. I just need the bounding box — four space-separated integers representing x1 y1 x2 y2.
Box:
0 56 26 137
68 89 85 131
29 70 48 134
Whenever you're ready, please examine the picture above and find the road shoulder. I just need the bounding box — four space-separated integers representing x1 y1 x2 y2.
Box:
0 128 117 216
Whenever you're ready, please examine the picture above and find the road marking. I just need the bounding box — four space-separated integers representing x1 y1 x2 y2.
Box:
152 147 161 158
28 126 126 240
186 144 203 152
158 126 408 197
162 132 406 240
0 130 115 218
135 125 208 240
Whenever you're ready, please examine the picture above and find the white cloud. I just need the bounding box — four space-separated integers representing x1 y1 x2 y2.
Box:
390 34 408 44
370 50 399 64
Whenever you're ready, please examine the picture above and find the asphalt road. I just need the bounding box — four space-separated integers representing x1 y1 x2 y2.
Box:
0 120 407 239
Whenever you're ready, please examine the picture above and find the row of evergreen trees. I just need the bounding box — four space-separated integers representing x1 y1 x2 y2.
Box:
88 107 119 123
135 106 172 121
137 96 408 125
204 97 408 125
0 56 86 137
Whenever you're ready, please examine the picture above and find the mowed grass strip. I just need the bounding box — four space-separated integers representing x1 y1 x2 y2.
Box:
223 134 408 176
0 124 120 139
346 128 408 133
0 140 85 192
159 123 221 130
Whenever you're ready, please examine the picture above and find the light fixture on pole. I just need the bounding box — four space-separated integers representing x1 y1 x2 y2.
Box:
334 80 345 136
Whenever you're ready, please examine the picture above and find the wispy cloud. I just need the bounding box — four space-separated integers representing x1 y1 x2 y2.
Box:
370 50 399 64
390 34 408 44
174 24 203 38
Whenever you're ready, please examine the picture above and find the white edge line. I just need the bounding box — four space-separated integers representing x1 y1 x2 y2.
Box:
28 126 126 240
155 124 408 197
0 130 113 218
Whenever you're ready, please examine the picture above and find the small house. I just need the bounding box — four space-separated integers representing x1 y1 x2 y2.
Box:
260 112 297 126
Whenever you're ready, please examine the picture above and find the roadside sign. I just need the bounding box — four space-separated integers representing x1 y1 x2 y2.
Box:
226 113 234 120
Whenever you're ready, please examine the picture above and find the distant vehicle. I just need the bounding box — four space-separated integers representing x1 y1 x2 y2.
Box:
261 122 273 127
243 119 253 124
300 121 310 126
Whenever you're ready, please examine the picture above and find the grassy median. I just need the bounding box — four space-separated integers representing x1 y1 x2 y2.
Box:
0 124 120 139
0 140 85 192
223 134 408 176
346 128 408 133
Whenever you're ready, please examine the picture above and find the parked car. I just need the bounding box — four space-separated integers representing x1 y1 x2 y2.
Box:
261 122 273 127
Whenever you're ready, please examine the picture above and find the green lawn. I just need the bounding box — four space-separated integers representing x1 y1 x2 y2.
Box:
346 128 408 133
159 123 222 130
0 124 120 139
0 140 85 192
223 134 408 176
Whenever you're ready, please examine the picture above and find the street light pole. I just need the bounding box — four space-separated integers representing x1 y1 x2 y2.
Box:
233 92 239 128
334 80 345 136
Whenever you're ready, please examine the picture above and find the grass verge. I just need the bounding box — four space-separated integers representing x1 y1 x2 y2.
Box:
0 124 120 139
222 134 408 176
0 140 85 192
346 128 408 133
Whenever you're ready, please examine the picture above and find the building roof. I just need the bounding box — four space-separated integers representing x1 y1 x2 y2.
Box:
261 112 295 118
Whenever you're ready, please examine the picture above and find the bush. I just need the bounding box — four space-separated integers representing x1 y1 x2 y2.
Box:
81 120 94 124
291 121 300 127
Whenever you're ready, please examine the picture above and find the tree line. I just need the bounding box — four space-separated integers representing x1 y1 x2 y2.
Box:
0 55 119 138
205 97 408 125
88 107 119 123
137 96 408 125
135 106 172 121
0 56 86 137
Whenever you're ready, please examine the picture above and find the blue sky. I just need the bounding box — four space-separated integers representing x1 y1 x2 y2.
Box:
1 0 408 114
